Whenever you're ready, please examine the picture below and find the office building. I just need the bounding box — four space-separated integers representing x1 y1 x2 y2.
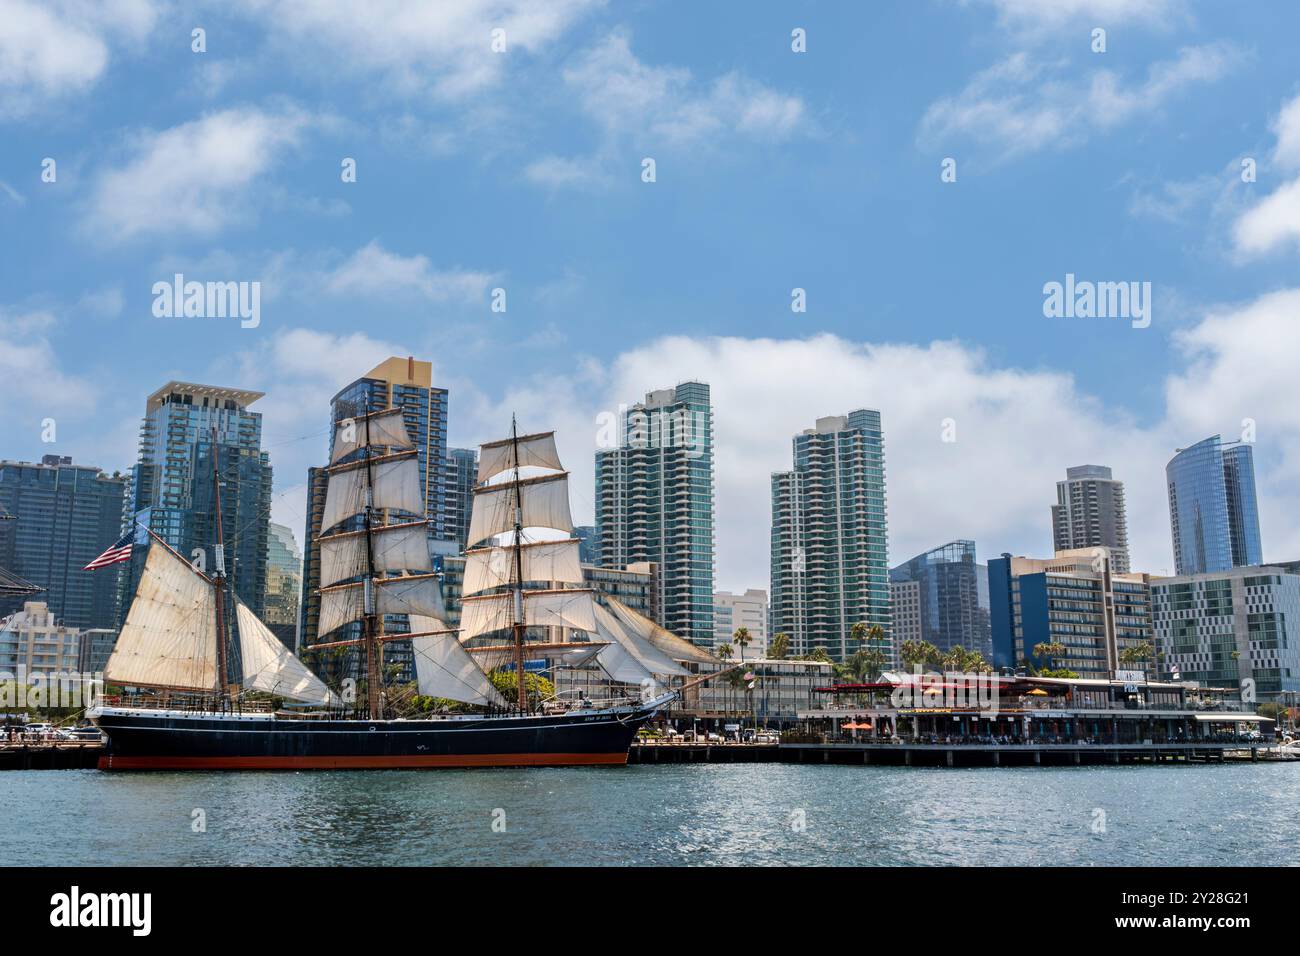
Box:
890 579 922 656
889 540 992 658
0 456 126 629
264 522 302 650
712 589 769 658
770 411 891 662
988 548 1153 679
1152 566 1300 697
594 382 715 646
122 382 272 620
1166 436 1263 575
1051 465 1130 572
445 447 478 553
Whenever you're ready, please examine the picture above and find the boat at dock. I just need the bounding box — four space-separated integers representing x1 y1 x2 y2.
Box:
91 415 673 770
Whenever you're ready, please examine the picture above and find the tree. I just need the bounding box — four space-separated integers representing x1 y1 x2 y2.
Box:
900 639 942 670
733 627 752 664
715 642 734 661
1120 641 1154 666
1032 642 1069 671
768 632 790 660
489 670 554 710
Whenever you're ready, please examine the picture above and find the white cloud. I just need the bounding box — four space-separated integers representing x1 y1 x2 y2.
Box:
530 31 805 188
0 0 160 116
920 44 1239 159
83 107 312 243
968 0 1185 29
1233 94 1300 256
321 241 496 303
0 308 98 411
230 0 599 100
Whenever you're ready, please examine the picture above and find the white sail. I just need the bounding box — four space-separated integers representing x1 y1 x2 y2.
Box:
593 602 689 677
235 600 338 705
603 597 717 666
596 641 656 685
408 614 507 708
317 573 446 637
105 544 218 691
458 588 597 642
466 473 573 546
330 408 414 465
462 538 582 597
318 521 431 588
478 431 563 482
322 453 423 532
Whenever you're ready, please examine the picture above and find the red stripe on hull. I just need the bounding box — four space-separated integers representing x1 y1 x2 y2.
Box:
98 752 629 771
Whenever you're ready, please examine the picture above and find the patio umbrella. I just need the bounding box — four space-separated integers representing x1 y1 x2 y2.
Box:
1027 688 1049 696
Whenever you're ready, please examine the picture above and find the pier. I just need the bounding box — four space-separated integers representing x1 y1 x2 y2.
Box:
0 742 104 770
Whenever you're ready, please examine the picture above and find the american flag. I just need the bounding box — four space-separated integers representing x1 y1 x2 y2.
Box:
84 532 134 571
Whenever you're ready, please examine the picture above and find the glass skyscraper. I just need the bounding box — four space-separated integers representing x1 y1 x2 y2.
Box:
1166 436 1263 575
0 455 127 629
770 410 891 663
122 382 272 620
594 382 715 646
444 447 478 553
889 540 991 658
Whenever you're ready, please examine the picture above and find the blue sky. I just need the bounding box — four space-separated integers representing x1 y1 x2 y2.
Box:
3 0 1300 591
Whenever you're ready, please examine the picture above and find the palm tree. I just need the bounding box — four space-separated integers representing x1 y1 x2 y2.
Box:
1119 641 1154 666
900 639 942 670
733 627 752 664
715 642 733 661
768 632 790 661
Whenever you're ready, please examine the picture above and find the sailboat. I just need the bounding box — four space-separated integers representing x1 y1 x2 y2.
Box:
90 415 674 770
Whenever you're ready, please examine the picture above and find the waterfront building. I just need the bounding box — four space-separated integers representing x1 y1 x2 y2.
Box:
712 589 769 658
122 382 272 621
1152 565 1300 697
677 657 834 726
1051 465 1130 572
0 456 126 629
890 579 922 658
76 627 118 675
770 411 891 663
264 522 302 650
445 447 477 553
0 601 80 675
988 548 1153 679
889 540 991 659
573 525 599 565
594 382 715 647
1166 436 1263 575
299 357 449 683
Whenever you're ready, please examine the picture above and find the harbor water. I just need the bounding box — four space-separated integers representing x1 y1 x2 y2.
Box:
1 763 1296 866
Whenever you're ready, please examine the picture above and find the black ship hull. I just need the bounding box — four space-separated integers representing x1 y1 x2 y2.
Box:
92 699 668 770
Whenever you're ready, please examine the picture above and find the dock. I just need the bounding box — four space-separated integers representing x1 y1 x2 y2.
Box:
0 742 104 770
630 739 1298 766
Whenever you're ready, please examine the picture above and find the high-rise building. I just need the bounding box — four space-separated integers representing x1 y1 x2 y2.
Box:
445 447 478 553
0 601 81 676
890 579 922 660
1152 566 1300 697
770 411 891 663
889 540 991 658
1051 465 1130 573
988 548 1153 679
0 456 126 629
594 382 715 646
299 357 449 683
572 525 599 565
1166 436 1263 575
122 382 272 620
712 589 769 658
264 522 302 650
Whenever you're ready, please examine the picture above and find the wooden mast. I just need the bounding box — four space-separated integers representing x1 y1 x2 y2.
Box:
510 416 528 713
360 405 384 720
210 427 230 705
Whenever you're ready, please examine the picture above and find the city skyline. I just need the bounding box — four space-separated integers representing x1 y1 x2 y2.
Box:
4 3 1300 596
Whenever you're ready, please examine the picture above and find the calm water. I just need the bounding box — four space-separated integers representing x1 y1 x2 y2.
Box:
1 763 1297 866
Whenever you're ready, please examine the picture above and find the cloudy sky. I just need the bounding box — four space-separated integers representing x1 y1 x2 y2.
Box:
2 0 1299 591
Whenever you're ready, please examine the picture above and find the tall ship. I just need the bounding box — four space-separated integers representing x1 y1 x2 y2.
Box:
91 413 674 770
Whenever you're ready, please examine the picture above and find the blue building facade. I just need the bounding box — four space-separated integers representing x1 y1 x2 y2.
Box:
890 540 991 658
1166 436 1263 575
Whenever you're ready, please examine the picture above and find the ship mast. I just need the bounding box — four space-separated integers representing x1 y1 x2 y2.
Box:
510 416 528 713
360 406 384 720
210 427 230 705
